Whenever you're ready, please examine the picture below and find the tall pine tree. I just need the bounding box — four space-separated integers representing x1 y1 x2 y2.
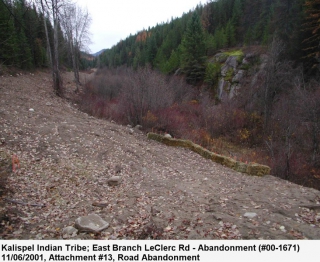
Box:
180 12 206 85
0 0 18 66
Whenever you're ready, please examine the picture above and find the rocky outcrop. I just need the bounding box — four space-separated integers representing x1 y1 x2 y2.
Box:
221 56 238 76
147 132 270 177
207 50 265 99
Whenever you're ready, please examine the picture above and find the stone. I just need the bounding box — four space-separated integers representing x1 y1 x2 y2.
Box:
242 58 250 65
229 84 240 99
221 56 238 76
279 226 286 232
174 68 182 76
129 128 134 135
29 108 34 112
232 70 245 83
115 164 122 174
164 134 172 138
217 79 231 99
92 202 108 207
75 214 109 233
107 176 121 186
243 212 257 219
245 52 257 60
62 226 78 238
212 53 228 63
134 125 142 130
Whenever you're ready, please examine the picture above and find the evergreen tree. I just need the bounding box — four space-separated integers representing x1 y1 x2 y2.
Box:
302 0 320 76
17 28 32 68
180 12 206 84
146 34 157 66
0 0 18 65
225 20 236 47
14 0 32 69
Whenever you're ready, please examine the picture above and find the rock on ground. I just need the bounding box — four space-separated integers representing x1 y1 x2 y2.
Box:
75 214 109 233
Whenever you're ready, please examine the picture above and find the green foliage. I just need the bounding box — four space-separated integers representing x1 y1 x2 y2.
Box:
180 12 207 84
224 67 234 81
205 62 221 86
213 27 227 50
0 0 72 70
205 33 216 55
146 35 157 67
161 49 181 74
225 20 236 47
0 0 19 65
302 0 320 76
98 0 315 80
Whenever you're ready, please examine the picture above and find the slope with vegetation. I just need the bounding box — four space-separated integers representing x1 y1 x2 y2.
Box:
82 0 320 190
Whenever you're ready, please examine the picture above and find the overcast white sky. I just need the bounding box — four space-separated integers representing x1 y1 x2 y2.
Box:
76 0 209 53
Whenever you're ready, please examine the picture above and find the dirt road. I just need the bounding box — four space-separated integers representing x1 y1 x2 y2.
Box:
0 71 319 239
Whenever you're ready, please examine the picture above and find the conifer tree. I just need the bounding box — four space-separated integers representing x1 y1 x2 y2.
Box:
303 0 320 76
225 20 236 47
180 12 206 84
0 0 18 65
146 35 157 67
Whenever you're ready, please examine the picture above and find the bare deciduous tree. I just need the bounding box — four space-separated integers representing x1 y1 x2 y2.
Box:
37 0 73 96
61 3 91 92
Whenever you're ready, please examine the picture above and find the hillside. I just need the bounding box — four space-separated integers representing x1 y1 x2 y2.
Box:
0 71 320 239
92 49 107 57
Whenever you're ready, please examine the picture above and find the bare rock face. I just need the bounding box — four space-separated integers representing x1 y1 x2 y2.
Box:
232 70 245 83
75 214 109 233
221 56 238 76
107 176 121 186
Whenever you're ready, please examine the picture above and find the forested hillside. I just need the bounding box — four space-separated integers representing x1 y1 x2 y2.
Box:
0 0 93 71
99 0 319 78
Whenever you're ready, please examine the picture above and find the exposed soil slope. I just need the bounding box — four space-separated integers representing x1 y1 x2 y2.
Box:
0 71 320 239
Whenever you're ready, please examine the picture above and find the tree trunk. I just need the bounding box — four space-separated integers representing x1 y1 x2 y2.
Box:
53 0 63 96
